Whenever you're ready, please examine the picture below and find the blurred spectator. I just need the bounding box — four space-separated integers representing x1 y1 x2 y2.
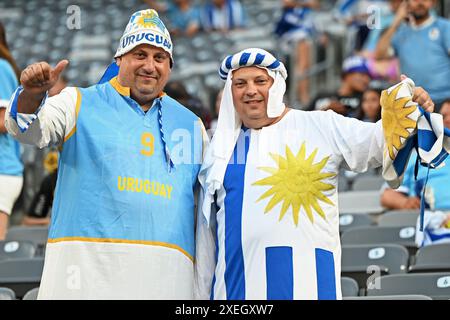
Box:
145 0 201 37
209 88 223 136
164 80 213 129
0 21 23 240
143 0 166 12
375 0 450 110
357 87 382 122
415 210 450 247
21 150 58 226
414 97 450 247
440 98 450 128
274 0 320 106
308 55 371 117
200 0 247 32
381 101 450 211
334 0 390 53
168 0 201 37
360 0 402 82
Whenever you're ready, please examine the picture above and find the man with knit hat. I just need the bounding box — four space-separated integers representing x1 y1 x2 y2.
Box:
194 47 441 300
5 9 207 299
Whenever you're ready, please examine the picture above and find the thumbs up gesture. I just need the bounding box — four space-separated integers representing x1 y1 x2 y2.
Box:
20 60 69 96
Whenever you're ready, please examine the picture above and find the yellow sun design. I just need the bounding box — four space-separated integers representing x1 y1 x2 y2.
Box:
137 12 159 29
252 143 335 226
380 84 417 160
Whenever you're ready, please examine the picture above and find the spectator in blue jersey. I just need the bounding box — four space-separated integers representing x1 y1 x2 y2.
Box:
360 0 402 82
0 22 23 240
375 0 450 111
22 150 58 227
194 47 435 300
5 9 207 299
334 0 389 53
145 0 201 37
200 0 247 32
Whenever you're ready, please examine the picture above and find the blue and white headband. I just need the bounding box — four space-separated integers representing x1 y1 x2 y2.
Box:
217 48 288 127
219 48 287 81
212 48 288 166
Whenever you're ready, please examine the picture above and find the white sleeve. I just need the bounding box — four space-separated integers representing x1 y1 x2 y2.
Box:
5 87 79 148
194 187 216 300
326 111 385 172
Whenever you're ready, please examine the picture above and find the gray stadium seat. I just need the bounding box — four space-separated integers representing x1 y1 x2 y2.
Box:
6 226 48 256
409 243 450 273
0 287 16 300
0 240 36 261
0 258 44 299
339 213 374 235
341 277 359 297
338 191 385 214
345 294 432 300
341 226 418 255
366 273 450 299
352 175 384 191
341 244 409 290
22 287 39 300
378 210 420 227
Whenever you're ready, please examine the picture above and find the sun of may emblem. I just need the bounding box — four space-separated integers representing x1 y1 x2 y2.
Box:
252 143 335 226
380 84 417 160
137 11 165 31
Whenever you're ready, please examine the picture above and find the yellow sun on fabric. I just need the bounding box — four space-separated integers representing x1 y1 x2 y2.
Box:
137 12 159 29
252 143 335 226
381 84 417 160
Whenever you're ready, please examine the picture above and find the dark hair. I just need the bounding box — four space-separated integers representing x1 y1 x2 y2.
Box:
356 88 382 122
0 21 21 80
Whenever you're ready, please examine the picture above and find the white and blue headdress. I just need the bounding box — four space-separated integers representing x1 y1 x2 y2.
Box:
199 48 288 225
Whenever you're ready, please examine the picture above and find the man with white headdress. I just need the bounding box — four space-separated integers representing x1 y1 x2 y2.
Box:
5 9 207 299
194 47 447 300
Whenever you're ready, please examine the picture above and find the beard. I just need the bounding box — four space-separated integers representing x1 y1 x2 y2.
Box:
411 9 429 21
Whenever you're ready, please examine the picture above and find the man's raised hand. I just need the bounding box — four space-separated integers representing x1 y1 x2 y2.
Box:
20 60 69 96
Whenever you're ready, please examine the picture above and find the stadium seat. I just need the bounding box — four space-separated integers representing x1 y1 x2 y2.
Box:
352 175 384 191
22 287 39 300
0 287 16 300
5 226 48 256
409 243 450 273
0 258 44 299
341 244 409 290
341 277 359 297
339 213 374 235
366 273 450 300
378 210 420 227
340 226 418 255
338 191 385 214
0 240 36 261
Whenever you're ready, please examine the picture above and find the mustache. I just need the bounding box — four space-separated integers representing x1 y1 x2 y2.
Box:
137 72 159 78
